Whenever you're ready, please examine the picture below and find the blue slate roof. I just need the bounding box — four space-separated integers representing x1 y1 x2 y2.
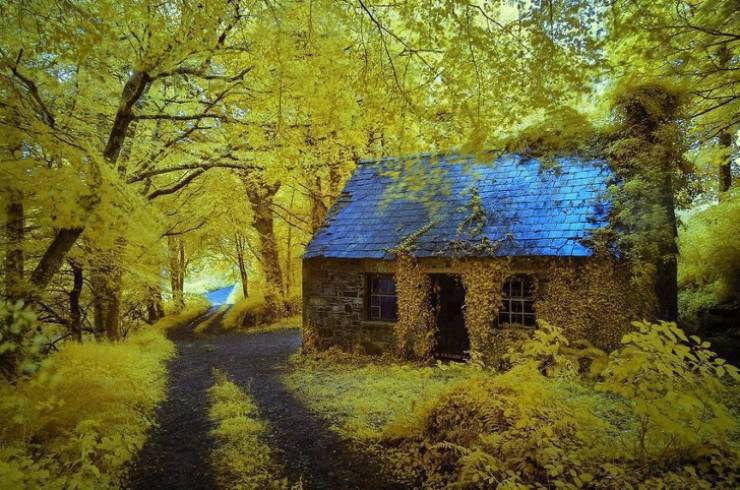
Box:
304 153 613 259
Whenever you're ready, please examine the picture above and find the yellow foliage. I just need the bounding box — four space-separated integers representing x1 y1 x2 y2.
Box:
222 294 301 331
536 257 646 350
0 329 175 489
401 321 740 488
222 294 269 331
153 303 210 332
394 254 435 360
287 321 739 488
459 260 510 365
208 370 287 490
678 190 740 320
283 352 472 442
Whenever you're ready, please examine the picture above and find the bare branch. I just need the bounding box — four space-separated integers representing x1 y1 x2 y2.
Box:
147 169 206 200
128 161 256 182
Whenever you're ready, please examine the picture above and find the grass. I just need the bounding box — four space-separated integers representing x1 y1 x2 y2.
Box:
242 314 302 335
222 294 267 330
0 328 175 489
208 370 288 490
282 351 473 441
193 305 228 334
153 302 210 332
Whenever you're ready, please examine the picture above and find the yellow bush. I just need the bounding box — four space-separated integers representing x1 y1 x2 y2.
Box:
678 190 740 321
208 371 287 489
222 293 301 331
390 321 740 488
284 352 471 441
153 302 210 331
222 294 271 330
289 319 739 488
0 328 175 489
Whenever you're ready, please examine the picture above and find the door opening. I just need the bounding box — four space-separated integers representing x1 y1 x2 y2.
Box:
431 274 469 359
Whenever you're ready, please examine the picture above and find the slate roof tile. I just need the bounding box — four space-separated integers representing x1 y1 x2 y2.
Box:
305 153 612 259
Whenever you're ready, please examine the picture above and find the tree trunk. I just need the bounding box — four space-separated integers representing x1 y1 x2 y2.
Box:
4 191 24 303
284 189 296 297
26 72 151 297
146 286 165 323
309 175 328 234
90 260 121 340
168 236 185 311
328 161 342 197
104 71 150 164
235 233 249 298
69 260 83 342
719 130 733 195
30 227 84 293
655 172 679 321
243 177 283 305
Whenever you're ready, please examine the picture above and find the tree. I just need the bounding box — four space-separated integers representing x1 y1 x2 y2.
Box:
605 0 738 196
607 82 691 321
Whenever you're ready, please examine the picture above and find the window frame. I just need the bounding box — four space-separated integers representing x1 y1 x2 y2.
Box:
498 274 536 328
366 273 398 322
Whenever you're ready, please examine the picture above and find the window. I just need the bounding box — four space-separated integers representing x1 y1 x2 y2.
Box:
367 274 398 322
498 275 536 328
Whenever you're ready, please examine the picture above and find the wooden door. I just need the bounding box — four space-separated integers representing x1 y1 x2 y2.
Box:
432 274 469 359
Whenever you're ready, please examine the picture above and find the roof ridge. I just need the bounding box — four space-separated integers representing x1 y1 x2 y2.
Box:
356 150 604 166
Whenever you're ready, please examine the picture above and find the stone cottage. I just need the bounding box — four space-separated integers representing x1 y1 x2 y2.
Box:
302 153 637 359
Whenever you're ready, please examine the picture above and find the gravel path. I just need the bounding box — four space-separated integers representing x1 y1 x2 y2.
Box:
127 308 403 489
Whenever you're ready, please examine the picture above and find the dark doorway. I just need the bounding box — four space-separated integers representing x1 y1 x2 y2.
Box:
431 274 469 359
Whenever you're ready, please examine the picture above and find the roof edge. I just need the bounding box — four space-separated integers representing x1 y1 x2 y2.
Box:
357 149 606 166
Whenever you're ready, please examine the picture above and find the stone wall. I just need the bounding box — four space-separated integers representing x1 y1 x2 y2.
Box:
303 256 635 357
302 258 396 354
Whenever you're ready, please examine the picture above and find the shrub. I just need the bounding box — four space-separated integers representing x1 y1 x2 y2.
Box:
208 370 287 489
678 191 740 323
386 321 739 488
0 300 47 379
223 294 301 331
152 302 210 332
0 328 175 489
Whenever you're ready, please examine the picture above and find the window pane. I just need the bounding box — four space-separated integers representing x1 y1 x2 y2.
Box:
379 296 398 321
370 306 380 319
499 275 536 328
523 280 534 299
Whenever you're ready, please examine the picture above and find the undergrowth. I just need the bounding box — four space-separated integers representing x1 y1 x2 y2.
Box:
286 323 740 488
223 294 301 331
283 348 473 441
0 328 175 489
208 370 288 489
153 302 210 332
193 305 228 334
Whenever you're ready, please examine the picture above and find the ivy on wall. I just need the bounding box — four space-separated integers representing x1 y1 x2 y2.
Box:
394 254 435 360
459 259 511 365
535 256 650 351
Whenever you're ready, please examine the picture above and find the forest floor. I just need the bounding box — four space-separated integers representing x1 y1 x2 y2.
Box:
125 307 403 490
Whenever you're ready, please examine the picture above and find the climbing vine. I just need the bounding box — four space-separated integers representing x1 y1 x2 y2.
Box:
536 256 650 351
459 259 510 364
394 254 435 360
